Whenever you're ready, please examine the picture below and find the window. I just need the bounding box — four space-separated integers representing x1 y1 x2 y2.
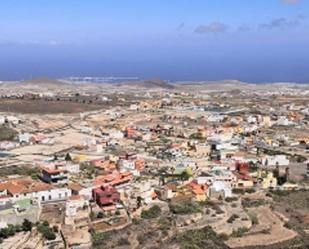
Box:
59 193 62 199
49 195 52 200
42 196 45 201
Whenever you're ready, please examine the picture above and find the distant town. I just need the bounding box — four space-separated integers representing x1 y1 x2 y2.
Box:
0 78 308 249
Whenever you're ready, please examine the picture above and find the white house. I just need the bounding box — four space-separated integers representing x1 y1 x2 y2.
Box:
209 181 232 198
0 178 71 203
262 155 290 166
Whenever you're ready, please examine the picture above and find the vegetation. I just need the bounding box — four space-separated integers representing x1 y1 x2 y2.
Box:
179 170 191 181
241 198 265 208
233 188 256 195
248 161 258 172
22 219 33 232
225 197 238 202
141 205 162 219
271 189 309 210
80 162 96 178
37 221 56 241
248 212 259 225
0 166 40 180
176 226 229 249
157 217 171 233
227 214 239 223
170 201 202 215
97 212 104 219
231 227 249 237
0 219 33 243
0 125 17 141
117 237 130 246
92 232 112 247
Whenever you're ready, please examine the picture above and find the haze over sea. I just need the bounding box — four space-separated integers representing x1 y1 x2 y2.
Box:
0 0 308 83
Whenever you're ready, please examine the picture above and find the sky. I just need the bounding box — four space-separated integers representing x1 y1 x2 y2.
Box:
0 0 308 82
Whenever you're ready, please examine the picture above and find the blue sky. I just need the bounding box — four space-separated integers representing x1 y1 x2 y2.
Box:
0 0 308 82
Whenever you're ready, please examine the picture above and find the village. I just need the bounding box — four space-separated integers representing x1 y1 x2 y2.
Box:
0 80 308 249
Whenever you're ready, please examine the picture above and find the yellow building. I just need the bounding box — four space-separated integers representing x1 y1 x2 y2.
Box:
261 172 277 189
73 154 87 163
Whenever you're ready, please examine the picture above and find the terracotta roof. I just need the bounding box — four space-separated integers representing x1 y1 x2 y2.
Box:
41 166 67 174
0 178 54 195
68 183 83 192
69 195 83 201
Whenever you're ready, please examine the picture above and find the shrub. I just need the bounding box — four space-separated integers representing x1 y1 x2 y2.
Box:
225 197 238 202
92 232 112 247
248 212 258 225
52 225 59 233
233 189 245 195
177 226 229 249
219 233 229 241
0 126 17 141
97 212 104 219
37 222 56 241
157 218 171 232
117 238 130 246
245 188 256 194
232 227 249 237
141 205 161 219
22 219 33 232
241 198 265 208
227 214 239 223
170 202 202 215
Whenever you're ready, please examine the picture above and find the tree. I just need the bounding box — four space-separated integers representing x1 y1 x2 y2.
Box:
0 228 9 238
7 225 16 236
65 153 72 161
180 171 190 181
141 205 161 219
37 222 56 241
97 212 104 219
22 219 33 232
137 196 143 209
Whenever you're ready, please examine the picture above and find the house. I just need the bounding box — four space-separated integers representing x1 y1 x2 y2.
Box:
208 166 237 184
94 171 133 187
90 159 117 172
186 182 208 202
0 116 5 125
65 195 89 218
18 133 31 144
174 161 195 176
260 172 277 189
0 178 71 203
262 155 290 167
280 182 298 191
41 165 69 185
233 162 255 188
277 116 293 126
68 182 93 200
6 116 19 125
117 153 145 176
30 133 48 144
118 180 158 209
0 141 17 150
73 154 88 163
124 127 138 139
209 181 232 199
92 185 120 209
65 162 80 174
109 130 124 139
162 183 178 200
